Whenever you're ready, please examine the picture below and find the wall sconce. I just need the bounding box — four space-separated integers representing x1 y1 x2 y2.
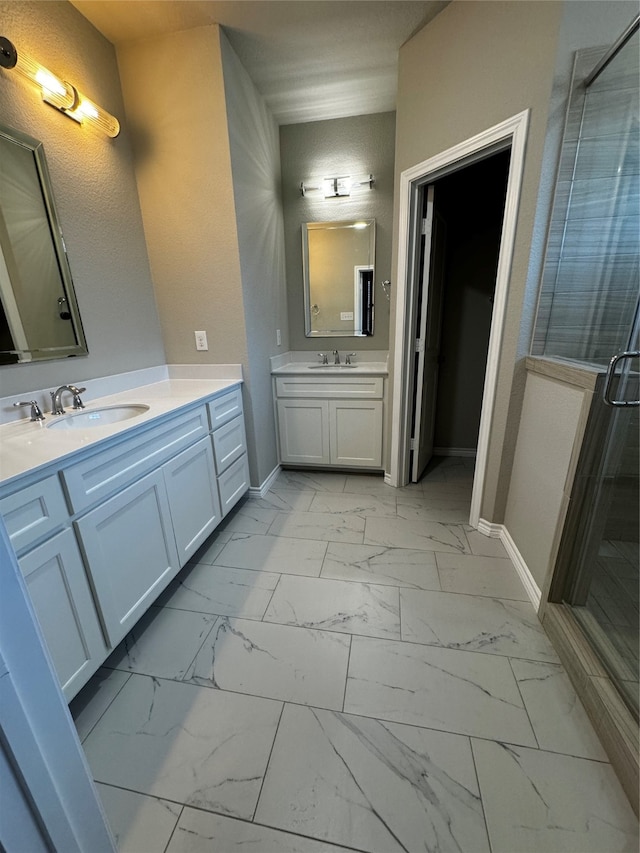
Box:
0 36 120 138
300 174 374 198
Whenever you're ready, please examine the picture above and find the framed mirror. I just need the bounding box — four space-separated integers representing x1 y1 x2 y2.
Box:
302 219 375 337
0 124 87 364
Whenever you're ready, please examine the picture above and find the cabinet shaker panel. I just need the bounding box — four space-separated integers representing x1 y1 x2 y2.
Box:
75 469 179 647
19 528 107 699
329 400 383 467
276 399 330 464
164 437 221 563
213 414 247 474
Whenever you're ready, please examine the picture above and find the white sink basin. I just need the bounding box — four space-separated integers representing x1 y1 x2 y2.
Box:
46 404 149 430
308 364 357 369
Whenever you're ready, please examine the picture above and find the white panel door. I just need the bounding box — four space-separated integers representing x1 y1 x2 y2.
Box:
75 469 180 647
277 399 330 464
19 528 107 699
329 400 383 467
412 185 447 482
163 437 222 564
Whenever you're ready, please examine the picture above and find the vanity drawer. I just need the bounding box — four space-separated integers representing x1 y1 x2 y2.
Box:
275 376 383 399
212 414 247 474
0 475 69 553
208 387 243 430
62 405 210 513
217 453 249 517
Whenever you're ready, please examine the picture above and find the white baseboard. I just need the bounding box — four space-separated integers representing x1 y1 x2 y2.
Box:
384 472 393 486
433 447 477 458
248 464 281 498
477 518 502 538
477 518 542 610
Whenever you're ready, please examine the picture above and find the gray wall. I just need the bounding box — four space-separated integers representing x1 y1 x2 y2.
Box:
280 112 395 351
0 0 165 399
220 30 289 486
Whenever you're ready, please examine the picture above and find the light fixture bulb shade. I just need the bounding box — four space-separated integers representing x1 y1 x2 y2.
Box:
70 91 120 138
13 50 76 111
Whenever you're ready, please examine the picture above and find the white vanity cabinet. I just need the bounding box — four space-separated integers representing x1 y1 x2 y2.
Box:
0 383 248 700
16 528 108 699
163 437 222 564
74 469 180 647
273 374 384 469
0 476 108 700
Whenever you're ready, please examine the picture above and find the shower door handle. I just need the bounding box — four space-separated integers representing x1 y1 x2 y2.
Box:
603 350 640 407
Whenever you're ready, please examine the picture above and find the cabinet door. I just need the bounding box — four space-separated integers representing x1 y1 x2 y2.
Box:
329 400 383 468
163 437 222 564
19 529 107 700
277 399 330 464
75 470 180 647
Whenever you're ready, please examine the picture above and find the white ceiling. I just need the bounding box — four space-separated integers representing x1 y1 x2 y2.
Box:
70 0 448 124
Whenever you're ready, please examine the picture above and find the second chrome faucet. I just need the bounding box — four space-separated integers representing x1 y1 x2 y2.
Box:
50 384 86 415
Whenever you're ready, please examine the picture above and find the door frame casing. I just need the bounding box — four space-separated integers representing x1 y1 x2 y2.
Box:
388 110 530 528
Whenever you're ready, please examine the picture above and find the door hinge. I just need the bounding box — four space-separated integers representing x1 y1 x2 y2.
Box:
421 217 428 236
415 338 424 353
410 438 417 451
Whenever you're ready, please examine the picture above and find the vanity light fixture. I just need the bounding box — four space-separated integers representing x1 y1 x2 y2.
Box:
300 174 374 198
0 36 120 138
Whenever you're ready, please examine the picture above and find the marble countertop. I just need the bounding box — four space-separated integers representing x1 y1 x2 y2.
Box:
271 361 388 376
0 378 241 487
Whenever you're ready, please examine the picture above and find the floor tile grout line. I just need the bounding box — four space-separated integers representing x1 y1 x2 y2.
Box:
469 738 495 853
260 573 283 621
161 803 185 853
251 701 286 823
177 614 224 683
342 635 354 714
507 656 541 751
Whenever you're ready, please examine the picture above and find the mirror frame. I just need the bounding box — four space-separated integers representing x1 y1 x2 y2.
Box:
302 219 376 338
0 123 88 363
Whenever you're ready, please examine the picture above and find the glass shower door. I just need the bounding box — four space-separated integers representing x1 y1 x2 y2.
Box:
566 325 639 717
540 19 640 719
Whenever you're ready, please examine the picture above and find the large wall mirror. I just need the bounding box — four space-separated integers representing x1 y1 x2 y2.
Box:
0 124 87 365
303 219 375 337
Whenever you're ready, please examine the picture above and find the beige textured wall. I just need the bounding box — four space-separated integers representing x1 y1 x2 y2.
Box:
504 371 587 590
116 25 248 369
392 0 563 516
0 0 165 398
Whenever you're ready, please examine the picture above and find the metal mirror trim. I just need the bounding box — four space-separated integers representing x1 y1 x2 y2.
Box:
302 219 375 338
0 123 88 364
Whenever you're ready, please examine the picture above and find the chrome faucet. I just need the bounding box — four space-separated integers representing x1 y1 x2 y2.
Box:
50 384 86 415
13 400 46 421
332 349 340 365
317 352 328 365
345 352 357 365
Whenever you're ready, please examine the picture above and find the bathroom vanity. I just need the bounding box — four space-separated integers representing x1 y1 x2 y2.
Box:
271 354 388 470
0 379 248 700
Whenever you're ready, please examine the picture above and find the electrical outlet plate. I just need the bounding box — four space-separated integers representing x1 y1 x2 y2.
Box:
194 330 208 351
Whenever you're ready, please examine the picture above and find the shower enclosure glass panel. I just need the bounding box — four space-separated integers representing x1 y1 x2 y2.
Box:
541 23 639 719
533 29 639 363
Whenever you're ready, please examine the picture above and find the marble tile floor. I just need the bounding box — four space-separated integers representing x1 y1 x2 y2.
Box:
71 458 639 853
